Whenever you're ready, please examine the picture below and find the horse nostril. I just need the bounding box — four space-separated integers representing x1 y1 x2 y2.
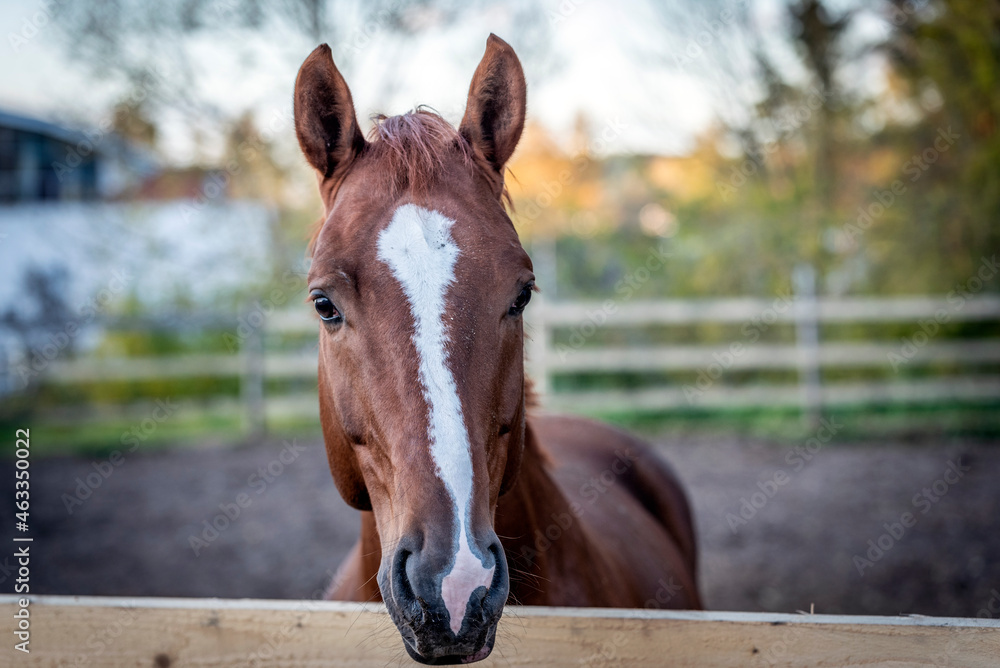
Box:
392 548 416 607
486 540 509 608
488 542 505 579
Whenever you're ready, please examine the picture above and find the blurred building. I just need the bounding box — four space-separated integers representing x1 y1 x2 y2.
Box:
0 109 275 395
0 108 157 202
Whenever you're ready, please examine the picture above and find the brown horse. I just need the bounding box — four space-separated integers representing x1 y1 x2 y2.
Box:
294 34 701 664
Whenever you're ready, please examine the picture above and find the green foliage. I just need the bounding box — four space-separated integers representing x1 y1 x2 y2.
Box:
593 400 1000 443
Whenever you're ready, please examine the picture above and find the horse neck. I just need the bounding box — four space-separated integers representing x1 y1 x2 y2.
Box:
495 420 592 606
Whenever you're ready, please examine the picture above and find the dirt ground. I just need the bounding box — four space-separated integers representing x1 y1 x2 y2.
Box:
2 426 998 618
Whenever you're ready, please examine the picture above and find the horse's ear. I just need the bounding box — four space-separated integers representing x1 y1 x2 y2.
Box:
459 34 526 175
294 44 366 179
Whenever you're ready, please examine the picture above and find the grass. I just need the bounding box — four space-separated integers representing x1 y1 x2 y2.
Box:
592 400 1000 443
0 412 248 458
3 399 998 459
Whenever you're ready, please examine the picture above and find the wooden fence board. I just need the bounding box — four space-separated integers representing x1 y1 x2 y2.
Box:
2 596 998 667
546 341 1000 372
42 339 1000 383
535 296 1000 326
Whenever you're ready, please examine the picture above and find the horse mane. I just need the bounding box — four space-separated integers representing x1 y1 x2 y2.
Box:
368 108 475 194
523 376 540 409
307 108 511 255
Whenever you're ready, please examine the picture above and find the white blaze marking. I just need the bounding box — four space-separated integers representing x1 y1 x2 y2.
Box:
376 204 493 635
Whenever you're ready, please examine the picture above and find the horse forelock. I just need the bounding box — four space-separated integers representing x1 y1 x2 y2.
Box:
307 108 511 257
369 109 473 192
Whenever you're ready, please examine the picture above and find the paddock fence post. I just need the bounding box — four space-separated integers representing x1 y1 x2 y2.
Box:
241 314 266 438
526 294 551 403
793 263 822 429
526 235 557 404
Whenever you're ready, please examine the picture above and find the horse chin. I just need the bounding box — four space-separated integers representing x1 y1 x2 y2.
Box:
400 624 497 665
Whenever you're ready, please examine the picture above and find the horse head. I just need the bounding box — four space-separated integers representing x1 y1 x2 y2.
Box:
295 34 530 664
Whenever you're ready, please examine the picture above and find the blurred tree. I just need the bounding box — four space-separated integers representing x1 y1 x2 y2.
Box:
111 99 158 149
787 0 853 275
50 0 549 126
789 0 852 206
1 266 74 394
646 0 997 295
884 0 1000 281
222 112 287 203
44 0 999 298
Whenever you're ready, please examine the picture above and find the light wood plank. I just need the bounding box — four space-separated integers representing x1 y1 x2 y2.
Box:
2 596 998 667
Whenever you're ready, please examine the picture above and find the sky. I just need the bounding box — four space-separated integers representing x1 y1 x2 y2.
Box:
0 0 720 163
0 0 887 164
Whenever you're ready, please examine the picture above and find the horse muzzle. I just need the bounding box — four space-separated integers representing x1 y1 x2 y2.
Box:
379 535 509 664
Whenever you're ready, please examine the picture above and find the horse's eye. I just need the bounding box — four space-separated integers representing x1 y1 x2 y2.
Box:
312 294 342 323
509 284 533 316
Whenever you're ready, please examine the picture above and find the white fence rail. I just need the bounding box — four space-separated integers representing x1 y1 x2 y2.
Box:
526 291 1000 422
25 293 1000 432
